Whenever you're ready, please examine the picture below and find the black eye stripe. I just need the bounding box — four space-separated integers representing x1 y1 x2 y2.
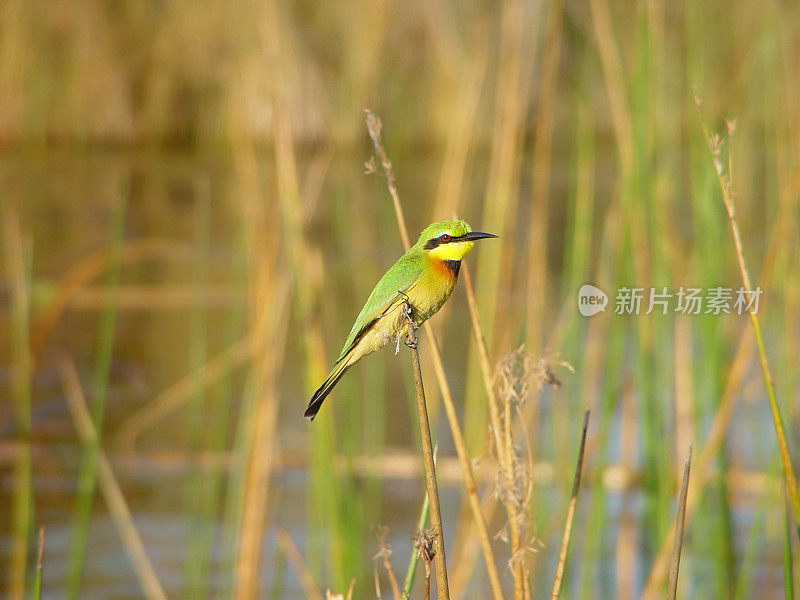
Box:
423 233 466 249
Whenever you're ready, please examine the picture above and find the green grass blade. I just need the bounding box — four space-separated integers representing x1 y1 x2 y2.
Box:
66 188 126 599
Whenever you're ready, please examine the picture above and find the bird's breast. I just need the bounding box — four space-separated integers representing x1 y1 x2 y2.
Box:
406 258 460 324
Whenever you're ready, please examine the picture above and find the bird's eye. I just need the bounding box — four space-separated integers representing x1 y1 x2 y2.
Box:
440 234 450 242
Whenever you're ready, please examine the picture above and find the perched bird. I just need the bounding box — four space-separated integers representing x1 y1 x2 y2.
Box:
305 219 497 420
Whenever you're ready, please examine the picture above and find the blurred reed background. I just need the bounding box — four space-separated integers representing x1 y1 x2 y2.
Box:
1 0 799 598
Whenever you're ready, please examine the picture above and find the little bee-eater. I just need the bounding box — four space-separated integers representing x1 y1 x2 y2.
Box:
305 219 497 420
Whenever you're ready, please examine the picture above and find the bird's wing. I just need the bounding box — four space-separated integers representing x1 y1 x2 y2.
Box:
335 255 423 363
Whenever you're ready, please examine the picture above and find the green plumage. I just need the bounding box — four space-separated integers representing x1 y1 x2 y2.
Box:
336 251 423 361
305 219 496 420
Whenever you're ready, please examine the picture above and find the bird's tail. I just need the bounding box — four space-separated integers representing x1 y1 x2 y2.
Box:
304 359 349 421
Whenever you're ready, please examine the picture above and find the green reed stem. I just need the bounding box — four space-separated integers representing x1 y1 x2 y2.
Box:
3 211 33 600
402 491 431 598
67 189 126 599
183 184 212 597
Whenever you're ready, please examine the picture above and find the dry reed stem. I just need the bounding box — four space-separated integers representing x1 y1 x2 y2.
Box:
426 34 490 424
234 275 292 600
373 560 383 599
404 306 451 600
365 110 410 246
673 319 695 479
550 410 590 600
260 0 328 390
693 90 800 531
526 0 564 353
427 41 489 369
60 358 167 600
463 263 526 599
476 0 531 358
450 494 499 599
259 3 337 589
588 0 650 287
588 0 633 177
116 333 258 450
383 555 402 599
374 526 402 600
666 446 693 600
366 109 505 600
36 525 45 572
277 528 324 600
431 46 488 221
462 265 506 464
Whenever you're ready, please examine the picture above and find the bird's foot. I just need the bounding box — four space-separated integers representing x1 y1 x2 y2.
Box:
401 300 419 349
401 300 414 323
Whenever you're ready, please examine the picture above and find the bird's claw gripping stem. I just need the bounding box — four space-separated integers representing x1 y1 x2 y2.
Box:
402 301 418 349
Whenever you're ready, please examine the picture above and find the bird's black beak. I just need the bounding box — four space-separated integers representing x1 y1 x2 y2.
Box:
461 231 499 241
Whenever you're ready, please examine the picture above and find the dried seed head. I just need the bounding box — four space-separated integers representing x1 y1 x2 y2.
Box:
494 524 509 543
372 525 393 561
494 346 537 407
493 451 528 507
493 347 570 408
412 528 438 563
508 535 545 574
